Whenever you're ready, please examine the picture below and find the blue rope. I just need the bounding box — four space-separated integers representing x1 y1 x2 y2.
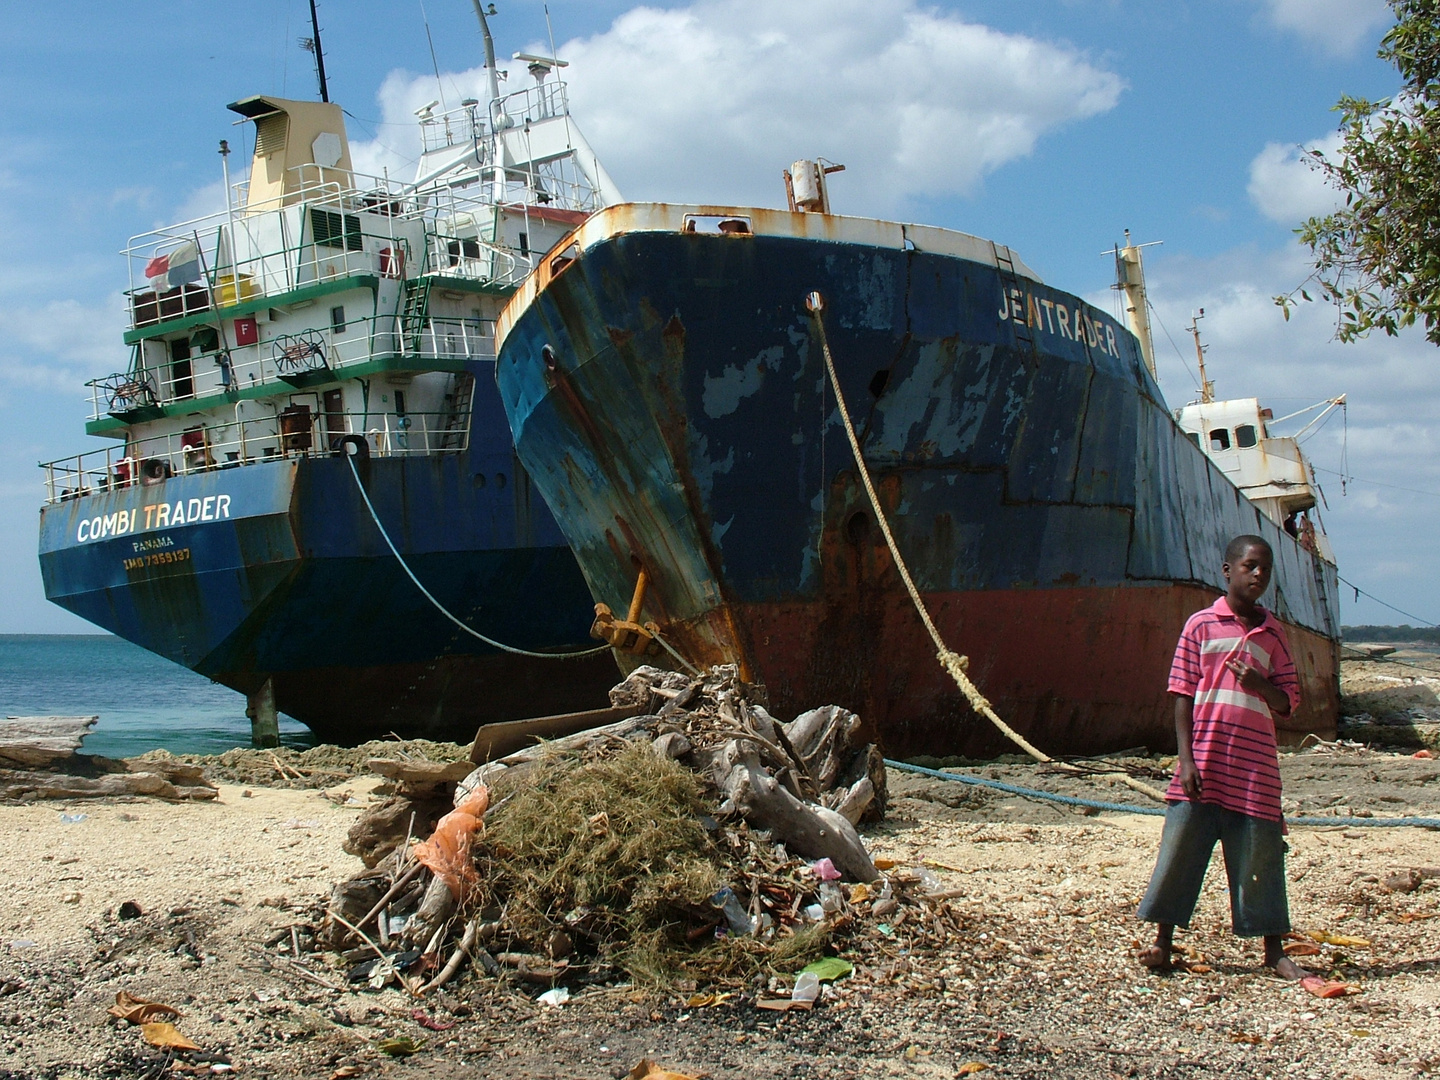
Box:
884 759 1440 829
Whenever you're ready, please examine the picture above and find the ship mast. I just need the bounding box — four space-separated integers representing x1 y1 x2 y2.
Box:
1113 230 1158 381
1188 308 1215 404
470 0 509 203
305 0 330 103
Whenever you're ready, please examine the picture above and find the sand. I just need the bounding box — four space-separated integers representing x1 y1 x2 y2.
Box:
0 744 1434 1078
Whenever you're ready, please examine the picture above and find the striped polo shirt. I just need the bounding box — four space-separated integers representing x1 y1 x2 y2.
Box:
1165 596 1301 822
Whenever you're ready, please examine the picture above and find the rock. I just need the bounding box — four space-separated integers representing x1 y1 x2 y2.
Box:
320 874 386 948
652 732 692 760
1382 870 1423 894
343 794 452 869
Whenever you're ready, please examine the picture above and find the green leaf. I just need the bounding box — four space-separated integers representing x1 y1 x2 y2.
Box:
800 957 855 982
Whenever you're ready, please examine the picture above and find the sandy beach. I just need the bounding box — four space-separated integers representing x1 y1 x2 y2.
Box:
0 725 1435 1079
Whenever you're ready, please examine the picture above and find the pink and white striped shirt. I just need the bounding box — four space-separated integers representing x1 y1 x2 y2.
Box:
1165 596 1301 822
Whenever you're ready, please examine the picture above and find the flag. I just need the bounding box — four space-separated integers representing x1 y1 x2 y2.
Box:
144 241 201 292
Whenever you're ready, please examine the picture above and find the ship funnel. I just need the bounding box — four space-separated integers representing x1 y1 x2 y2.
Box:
227 95 353 211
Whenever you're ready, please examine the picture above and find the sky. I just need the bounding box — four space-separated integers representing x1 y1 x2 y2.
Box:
1 0 1435 634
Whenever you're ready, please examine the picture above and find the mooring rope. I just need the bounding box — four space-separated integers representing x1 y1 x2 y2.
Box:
806 292 1169 802
886 759 1440 828
346 454 612 661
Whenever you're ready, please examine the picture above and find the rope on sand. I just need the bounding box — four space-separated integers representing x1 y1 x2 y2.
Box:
806 293 1167 804
886 759 1440 828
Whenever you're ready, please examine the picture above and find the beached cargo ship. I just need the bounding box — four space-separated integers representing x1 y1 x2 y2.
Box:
37 24 622 744
493 176 1342 758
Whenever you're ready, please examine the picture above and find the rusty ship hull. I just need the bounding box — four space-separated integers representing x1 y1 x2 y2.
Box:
493 205 1341 758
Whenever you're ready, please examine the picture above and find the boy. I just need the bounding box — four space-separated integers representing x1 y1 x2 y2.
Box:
1136 534 1305 978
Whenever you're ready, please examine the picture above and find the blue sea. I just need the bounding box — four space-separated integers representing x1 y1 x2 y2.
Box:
0 635 312 758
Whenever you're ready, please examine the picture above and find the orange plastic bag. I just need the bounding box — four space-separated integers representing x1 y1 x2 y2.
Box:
412 787 490 901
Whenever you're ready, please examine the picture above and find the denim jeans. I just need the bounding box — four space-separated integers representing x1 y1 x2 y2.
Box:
1136 799 1291 937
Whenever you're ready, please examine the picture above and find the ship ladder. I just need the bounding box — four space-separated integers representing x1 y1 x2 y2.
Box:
992 240 1038 363
806 290 1166 804
401 277 434 356
440 372 475 451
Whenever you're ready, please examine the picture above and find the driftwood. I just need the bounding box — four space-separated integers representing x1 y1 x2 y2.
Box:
713 742 878 882
0 716 97 768
0 762 217 802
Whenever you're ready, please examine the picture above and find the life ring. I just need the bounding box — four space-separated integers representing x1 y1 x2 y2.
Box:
333 434 370 461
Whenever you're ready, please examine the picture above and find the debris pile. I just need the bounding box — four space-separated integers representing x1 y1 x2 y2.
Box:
0 716 216 801
317 665 892 991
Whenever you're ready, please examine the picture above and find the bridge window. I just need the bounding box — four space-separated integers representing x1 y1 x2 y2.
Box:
1208 428 1230 451
1235 424 1257 449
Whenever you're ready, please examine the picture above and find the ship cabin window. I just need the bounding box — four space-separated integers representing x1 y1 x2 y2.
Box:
1208 428 1231 452
1186 432 1201 449
518 231 529 257
1235 423 1258 449
394 390 407 417
330 306 346 334
311 208 362 252
447 238 482 266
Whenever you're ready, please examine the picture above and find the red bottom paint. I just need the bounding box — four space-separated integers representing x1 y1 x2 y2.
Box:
678 583 1337 760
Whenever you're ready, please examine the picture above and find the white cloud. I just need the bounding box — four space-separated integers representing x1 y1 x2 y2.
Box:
1247 133 1343 225
1102 242 1440 622
349 0 1125 215
0 295 126 400
1259 0 1391 58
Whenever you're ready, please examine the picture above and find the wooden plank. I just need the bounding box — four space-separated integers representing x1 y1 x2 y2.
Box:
469 705 644 764
0 716 97 768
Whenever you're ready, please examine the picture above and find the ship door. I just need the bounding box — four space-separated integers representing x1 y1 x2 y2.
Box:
322 388 347 449
169 337 193 400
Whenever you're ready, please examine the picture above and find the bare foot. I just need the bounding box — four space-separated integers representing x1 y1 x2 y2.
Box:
1137 944 1173 971
1266 955 1307 980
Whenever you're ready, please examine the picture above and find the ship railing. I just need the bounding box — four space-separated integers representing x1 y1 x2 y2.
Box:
122 168 527 332
40 409 470 505
87 315 494 421
418 82 569 155
422 231 526 288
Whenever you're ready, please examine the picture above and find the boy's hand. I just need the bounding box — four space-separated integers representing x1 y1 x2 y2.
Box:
1224 658 1292 717
1177 756 1202 801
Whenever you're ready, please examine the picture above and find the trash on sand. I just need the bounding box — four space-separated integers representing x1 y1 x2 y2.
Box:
536 987 571 1007
819 881 843 912
710 886 756 936
756 996 813 1012
1301 976 1360 999
873 857 899 870
1413 749 1434 759
59 813 87 824
685 991 735 1007
791 971 821 1003
410 1009 456 1031
1307 931 1371 948
377 1036 423 1056
411 787 490 901
803 903 824 921
627 1060 699 1080
810 858 841 881
800 957 854 982
140 1022 201 1050
107 991 180 1024
957 1065 991 1076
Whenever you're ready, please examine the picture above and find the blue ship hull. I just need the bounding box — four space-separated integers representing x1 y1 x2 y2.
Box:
39 368 616 743
495 212 1342 757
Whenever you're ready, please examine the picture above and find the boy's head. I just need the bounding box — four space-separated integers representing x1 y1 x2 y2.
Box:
1223 534 1274 606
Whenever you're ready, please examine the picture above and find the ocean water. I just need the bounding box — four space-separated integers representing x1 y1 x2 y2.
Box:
0 635 312 758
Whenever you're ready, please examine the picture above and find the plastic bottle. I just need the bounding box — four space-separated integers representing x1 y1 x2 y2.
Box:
709 886 756 936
